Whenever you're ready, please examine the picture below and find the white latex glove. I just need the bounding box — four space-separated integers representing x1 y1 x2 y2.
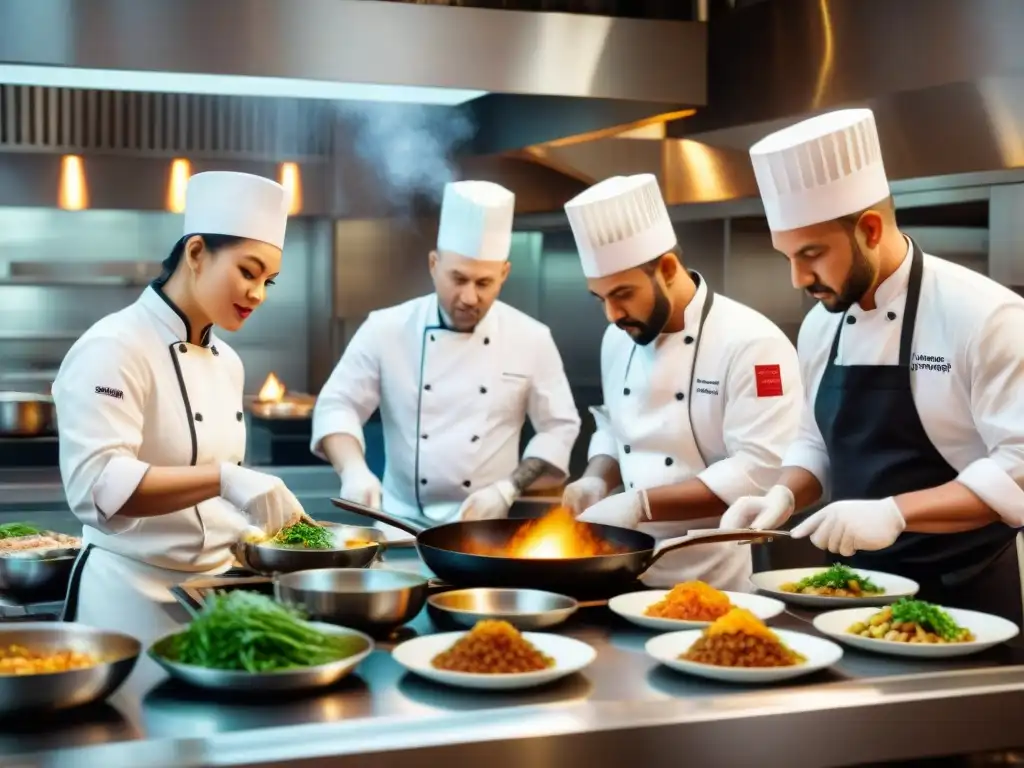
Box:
339 462 382 509
720 485 796 531
562 476 610 516
220 463 306 536
457 480 518 521
577 489 651 530
791 497 906 558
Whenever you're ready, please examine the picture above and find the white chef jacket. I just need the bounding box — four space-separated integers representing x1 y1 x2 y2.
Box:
311 294 581 521
589 274 803 589
785 241 1024 527
53 285 250 572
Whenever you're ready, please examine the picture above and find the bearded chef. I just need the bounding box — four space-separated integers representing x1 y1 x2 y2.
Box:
54 171 305 644
559 174 803 589
721 108 1024 624
311 180 580 526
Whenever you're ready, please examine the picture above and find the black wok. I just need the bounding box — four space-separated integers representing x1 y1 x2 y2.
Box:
331 499 786 594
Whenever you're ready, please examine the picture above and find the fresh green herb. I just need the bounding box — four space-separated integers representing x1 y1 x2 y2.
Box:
155 591 367 672
890 598 966 641
0 523 42 539
271 521 334 550
796 564 882 593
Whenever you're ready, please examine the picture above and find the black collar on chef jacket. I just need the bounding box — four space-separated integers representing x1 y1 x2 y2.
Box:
146 278 214 348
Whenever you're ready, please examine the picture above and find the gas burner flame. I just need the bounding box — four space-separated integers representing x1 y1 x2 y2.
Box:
466 507 625 560
257 372 286 403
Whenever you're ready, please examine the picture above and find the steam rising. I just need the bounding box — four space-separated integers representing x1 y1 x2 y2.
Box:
334 102 477 211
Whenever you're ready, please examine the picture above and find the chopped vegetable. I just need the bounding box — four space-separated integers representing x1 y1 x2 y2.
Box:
0 523 42 540
271 521 335 550
889 598 967 642
789 564 882 593
155 591 367 672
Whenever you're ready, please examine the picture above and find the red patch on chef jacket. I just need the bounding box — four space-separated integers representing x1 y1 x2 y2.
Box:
754 365 783 397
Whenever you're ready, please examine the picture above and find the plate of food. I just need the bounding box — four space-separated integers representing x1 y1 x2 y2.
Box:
149 590 374 691
608 581 785 631
750 564 918 607
812 599 1021 658
391 619 596 690
645 607 843 683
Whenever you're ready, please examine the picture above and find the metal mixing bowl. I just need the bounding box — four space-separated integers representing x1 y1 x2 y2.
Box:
427 588 579 630
233 523 385 575
274 568 429 636
0 622 140 716
0 549 77 602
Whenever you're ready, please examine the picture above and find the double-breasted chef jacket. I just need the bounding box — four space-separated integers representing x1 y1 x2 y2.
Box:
311 293 581 522
589 272 803 590
53 282 249 644
785 239 1024 618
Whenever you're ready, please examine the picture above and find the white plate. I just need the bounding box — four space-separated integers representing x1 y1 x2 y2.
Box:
812 606 1021 658
750 567 919 608
608 589 785 631
391 631 596 690
645 628 843 683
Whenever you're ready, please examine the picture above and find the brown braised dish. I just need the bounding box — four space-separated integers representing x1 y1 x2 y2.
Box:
431 620 555 674
682 608 805 668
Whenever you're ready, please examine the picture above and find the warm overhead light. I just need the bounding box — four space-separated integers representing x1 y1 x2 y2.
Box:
167 158 192 213
0 64 487 106
278 163 302 215
58 155 88 211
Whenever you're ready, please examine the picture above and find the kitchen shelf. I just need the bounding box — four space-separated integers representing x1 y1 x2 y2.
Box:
0 277 153 287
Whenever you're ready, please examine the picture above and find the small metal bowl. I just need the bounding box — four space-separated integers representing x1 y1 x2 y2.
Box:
427 588 579 631
274 568 429 637
0 549 78 602
233 523 385 576
0 622 140 716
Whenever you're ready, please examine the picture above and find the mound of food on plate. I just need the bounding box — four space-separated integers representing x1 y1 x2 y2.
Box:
645 581 733 622
242 521 376 551
847 599 975 644
431 619 555 674
153 591 368 672
0 645 100 675
682 608 805 668
779 564 884 597
0 522 81 557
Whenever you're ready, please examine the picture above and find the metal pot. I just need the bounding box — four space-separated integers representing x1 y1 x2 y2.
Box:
0 392 57 437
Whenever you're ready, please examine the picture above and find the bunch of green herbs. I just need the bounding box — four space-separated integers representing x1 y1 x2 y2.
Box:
0 522 41 539
890 598 966 641
271 521 335 550
796 563 882 593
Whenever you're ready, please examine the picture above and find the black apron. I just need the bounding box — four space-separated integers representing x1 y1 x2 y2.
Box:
813 238 1022 626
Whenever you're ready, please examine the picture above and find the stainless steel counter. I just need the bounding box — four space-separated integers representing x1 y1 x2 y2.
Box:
1 545 1022 768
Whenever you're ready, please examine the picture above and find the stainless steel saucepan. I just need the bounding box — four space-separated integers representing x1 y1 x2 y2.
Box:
0 392 57 437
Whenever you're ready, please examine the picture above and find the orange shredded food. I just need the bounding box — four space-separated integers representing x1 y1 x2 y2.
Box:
645 581 733 621
0 644 99 675
682 608 804 668
431 620 555 674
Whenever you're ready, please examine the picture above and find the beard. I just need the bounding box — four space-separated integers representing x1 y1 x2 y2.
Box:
807 241 876 314
616 280 671 346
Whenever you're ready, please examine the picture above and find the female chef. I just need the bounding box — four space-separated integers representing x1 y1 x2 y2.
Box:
54 170 305 643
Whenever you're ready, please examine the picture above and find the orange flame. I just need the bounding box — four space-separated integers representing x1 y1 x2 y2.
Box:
467 507 624 560
257 372 286 403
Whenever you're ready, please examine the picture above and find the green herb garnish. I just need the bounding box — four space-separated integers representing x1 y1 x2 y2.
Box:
271 521 334 550
796 564 882 593
890 598 965 641
155 591 367 672
0 523 42 539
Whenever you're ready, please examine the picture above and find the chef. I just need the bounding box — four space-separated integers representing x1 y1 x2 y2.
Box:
54 171 305 644
311 180 580 526
721 108 1024 624
560 174 803 589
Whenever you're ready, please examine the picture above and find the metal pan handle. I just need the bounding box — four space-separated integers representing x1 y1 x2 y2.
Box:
644 529 790 570
329 498 429 536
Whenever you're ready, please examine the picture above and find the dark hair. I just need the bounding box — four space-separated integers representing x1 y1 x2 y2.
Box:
157 234 245 284
638 243 683 276
836 195 896 232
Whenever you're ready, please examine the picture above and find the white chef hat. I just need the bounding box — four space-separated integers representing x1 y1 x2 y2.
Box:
436 180 516 261
183 171 290 249
564 174 677 279
749 108 890 232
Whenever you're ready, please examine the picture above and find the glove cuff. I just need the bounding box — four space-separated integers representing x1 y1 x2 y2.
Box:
495 479 519 507
768 484 796 515
638 488 652 521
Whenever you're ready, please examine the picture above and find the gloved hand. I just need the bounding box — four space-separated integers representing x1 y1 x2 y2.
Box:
562 476 610 516
457 480 518 521
791 497 906 557
220 463 306 536
577 489 651 530
719 485 796 530
339 462 383 509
